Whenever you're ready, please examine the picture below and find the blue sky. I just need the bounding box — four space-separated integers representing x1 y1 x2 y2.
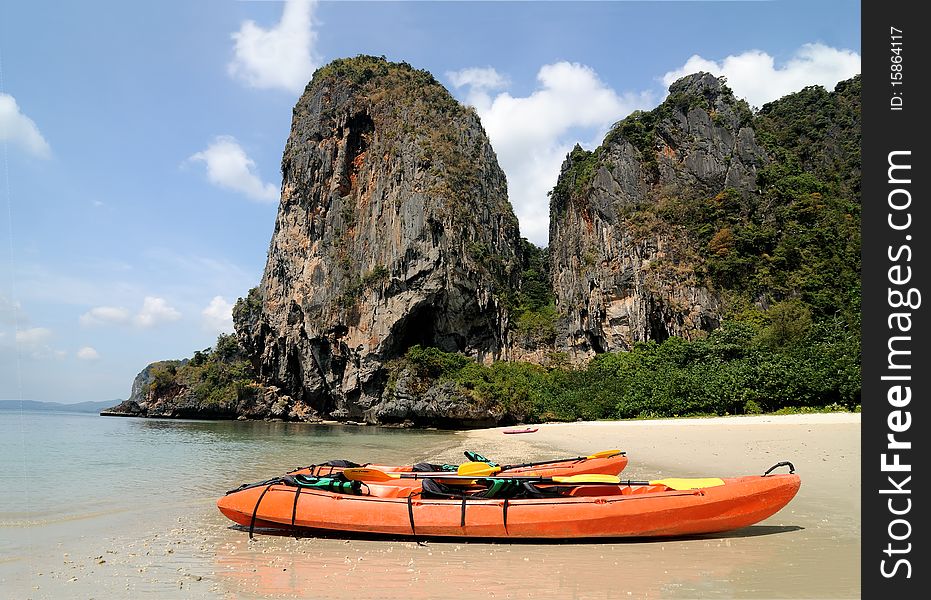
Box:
0 0 860 403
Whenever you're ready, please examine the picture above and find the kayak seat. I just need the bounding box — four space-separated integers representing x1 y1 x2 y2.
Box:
420 478 565 500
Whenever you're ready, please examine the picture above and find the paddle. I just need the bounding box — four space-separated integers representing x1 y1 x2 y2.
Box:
342 467 725 490
457 449 624 477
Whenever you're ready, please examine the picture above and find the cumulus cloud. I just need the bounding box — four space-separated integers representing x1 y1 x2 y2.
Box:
80 306 131 327
16 327 51 345
228 0 320 93
13 327 61 359
81 298 181 329
189 136 279 202
202 296 234 333
448 62 653 245
134 297 181 328
76 346 100 360
0 93 51 158
662 43 861 108
446 67 509 92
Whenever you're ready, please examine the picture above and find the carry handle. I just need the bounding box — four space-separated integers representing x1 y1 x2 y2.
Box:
763 461 795 476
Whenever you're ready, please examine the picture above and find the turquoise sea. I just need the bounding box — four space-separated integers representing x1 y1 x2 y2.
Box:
0 409 465 597
0 409 458 531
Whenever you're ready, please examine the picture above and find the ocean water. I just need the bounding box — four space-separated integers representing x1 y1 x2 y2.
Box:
0 410 861 599
0 410 459 557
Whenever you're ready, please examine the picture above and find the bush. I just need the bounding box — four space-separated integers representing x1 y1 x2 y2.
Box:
389 311 860 423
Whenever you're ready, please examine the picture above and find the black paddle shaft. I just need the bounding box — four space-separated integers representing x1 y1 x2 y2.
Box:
499 451 624 471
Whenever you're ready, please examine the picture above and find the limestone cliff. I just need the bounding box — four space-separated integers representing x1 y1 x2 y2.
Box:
233 56 522 423
106 65 860 426
548 73 769 358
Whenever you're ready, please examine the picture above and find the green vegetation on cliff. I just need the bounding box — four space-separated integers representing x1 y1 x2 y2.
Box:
394 305 858 422
656 78 861 326
148 334 259 409
511 240 558 346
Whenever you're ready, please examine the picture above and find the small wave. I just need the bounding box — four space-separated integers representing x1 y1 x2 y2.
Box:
0 507 129 528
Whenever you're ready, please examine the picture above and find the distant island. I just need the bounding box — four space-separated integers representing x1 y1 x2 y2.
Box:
0 399 120 414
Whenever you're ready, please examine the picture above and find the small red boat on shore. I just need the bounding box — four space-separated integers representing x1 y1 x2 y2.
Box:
503 427 538 434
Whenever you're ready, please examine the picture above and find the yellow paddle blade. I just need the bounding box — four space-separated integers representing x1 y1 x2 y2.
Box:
586 449 623 459
342 468 400 482
457 462 502 477
650 477 725 490
551 474 622 484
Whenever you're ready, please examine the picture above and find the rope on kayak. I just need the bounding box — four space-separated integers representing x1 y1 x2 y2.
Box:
226 476 282 495
407 492 417 536
502 498 509 534
290 486 301 528
763 461 795 476
249 481 280 540
461 495 467 527
286 460 362 476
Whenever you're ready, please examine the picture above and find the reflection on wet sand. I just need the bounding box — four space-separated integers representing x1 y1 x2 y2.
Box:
213 525 793 599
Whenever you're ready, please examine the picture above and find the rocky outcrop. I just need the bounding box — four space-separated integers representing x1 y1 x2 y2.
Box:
549 73 769 359
102 360 187 417
370 371 505 428
234 56 523 423
109 64 860 426
100 336 325 421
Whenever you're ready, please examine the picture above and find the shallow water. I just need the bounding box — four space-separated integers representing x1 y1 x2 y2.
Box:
0 410 456 523
0 410 461 595
0 410 859 599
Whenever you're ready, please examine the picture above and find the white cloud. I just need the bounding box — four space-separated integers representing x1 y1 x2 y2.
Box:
449 62 653 245
228 0 320 93
80 306 131 327
0 93 51 158
81 298 183 329
446 67 509 92
189 136 279 202
662 43 861 108
16 327 51 345
134 297 181 328
76 346 100 360
13 327 60 359
202 296 234 333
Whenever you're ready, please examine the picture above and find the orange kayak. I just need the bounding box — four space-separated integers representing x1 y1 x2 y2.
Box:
217 464 800 539
285 450 628 481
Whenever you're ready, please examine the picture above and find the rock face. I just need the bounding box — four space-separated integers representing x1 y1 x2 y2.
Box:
101 360 184 417
109 65 859 426
549 73 769 359
234 57 522 423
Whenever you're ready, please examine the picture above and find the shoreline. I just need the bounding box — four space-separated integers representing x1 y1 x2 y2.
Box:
94 408 860 428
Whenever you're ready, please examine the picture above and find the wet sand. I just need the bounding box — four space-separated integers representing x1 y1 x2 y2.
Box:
4 413 860 599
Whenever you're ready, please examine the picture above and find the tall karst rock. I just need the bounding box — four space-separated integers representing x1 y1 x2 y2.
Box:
234 57 522 422
548 73 769 358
